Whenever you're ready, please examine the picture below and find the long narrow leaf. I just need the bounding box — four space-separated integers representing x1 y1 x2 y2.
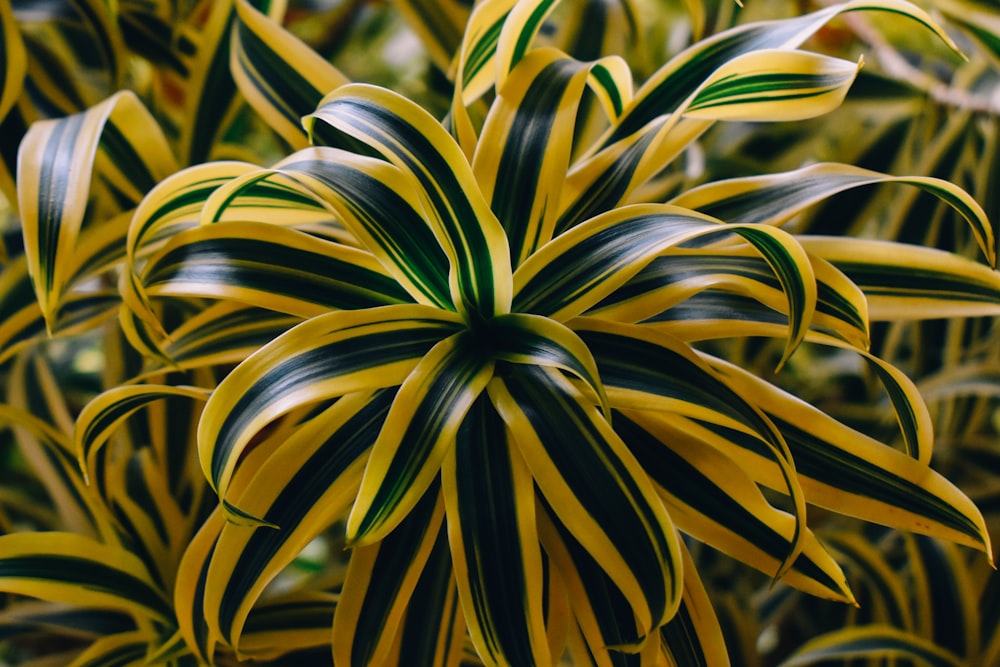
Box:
0 532 171 622
333 484 445 667
140 220 413 317
254 147 453 309
232 0 348 149
442 396 550 667
670 163 996 267
778 625 965 667
198 305 460 503
307 83 513 318
347 331 496 544
489 365 683 639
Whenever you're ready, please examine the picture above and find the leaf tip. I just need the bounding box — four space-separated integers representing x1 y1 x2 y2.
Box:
222 499 279 530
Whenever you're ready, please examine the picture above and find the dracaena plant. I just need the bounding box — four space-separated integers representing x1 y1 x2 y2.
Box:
4 0 1000 665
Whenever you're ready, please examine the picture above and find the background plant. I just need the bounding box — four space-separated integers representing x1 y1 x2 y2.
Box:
1 1 999 665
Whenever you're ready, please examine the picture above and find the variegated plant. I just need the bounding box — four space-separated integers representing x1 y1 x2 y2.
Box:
3 0 1000 665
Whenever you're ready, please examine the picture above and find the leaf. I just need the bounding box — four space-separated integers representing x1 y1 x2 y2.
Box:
347 330 496 544
198 305 461 503
0 0 26 125
473 47 632 267
240 591 338 656
17 90 177 330
232 0 349 150
617 410 852 603
0 532 171 622
0 398 113 542
176 0 285 165
799 237 1000 319
707 356 992 557
253 147 453 310
394 0 471 75
74 384 212 486
903 534 979 659
203 390 390 649
592 247 870 351
682 49 862 122
777 625 965 667
659 542 732 667
146 302 302 373
63 630 151 667
515 204 817 365
139 220 413 317
601 0 961 149
307 83 513 319
333 484 445 667
442 396 550 667
574 320 809 583
489 365 683 640
390 526 467 667
670 163 996 268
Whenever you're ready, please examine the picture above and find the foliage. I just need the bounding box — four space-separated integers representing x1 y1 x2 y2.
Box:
1 0 999 665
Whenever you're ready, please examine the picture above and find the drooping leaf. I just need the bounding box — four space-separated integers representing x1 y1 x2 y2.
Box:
442 396 550 667
198 305 461 503
17 90 177 330
307 83 513 319
232 0 349 150
489 364 683 640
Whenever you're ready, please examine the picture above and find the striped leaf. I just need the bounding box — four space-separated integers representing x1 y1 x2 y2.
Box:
903 534 978 659
473 48 632 267
252 147 453 309
659 542 731 667
592 248 869 351
0 400 113 543
454 0 520 105
347 331 496 544
682 49 861 122
0 532 171 622
333 484 445 667
442 396 550 667
489 364 683 640
394 0 471 75
74 384 211 487
652 321 935 466
799 237 1000 319
204 390 389 649
489 312 608 413
706 356 992 555
600 0 960 149
538 496 653 663
822 532 914 630
139 220 413 317
14 0 125 116
240 591 338 656
232 0 349 150
146 302 302 373
175 0 285 165
306 84 513 319
670 163 996 267
174 509 225 662
0 601 136 642
63 630 151 667
16 90 177 330
198 305 461 503
389 527 467 667
617 410 852 602
574 320 809 581
777 625 965 667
